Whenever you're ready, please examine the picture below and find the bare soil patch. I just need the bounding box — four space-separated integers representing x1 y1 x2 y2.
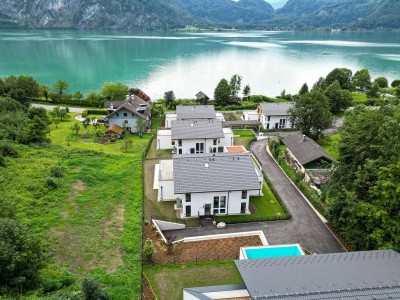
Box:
143 225 262 265
142 276 157 300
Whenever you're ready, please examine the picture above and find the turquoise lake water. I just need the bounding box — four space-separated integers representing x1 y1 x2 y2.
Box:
0 30 399 99
245 245 303 259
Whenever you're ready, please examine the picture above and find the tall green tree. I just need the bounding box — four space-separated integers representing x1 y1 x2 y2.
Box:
229 74 242 97
391 79 400 88
298 83 309 95
101 82 128 100
214 78 231 106
242 84 251 99
136 118 147 138
352 69 371 90
54 80 69 96
373 77 389 88
367 82 380 98
325 68 352 90
289 90 333 140
164 90 175 108
325 80 353 114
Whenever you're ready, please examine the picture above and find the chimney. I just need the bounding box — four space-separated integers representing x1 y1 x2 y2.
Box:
205 163 209 168
110 103 114 110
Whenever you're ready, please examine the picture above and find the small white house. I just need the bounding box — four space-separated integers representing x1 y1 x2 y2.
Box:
243 102 294 130
157 120 233 154
105 95 151 133
156 152 263 218
164 105 224 128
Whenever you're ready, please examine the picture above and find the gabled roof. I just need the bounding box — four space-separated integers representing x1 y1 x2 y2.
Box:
283 132 334 166
176 105 216 119
195 91 210 100
173 152 261 194
171 120 224 140
105 124 123 135
235 250 400 300
259 102 294 116
106 95 150 120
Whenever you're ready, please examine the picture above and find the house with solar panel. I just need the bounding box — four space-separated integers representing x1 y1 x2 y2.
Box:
183 249 400 300
154 152 263 218
157 105 233 154
104 94 151 134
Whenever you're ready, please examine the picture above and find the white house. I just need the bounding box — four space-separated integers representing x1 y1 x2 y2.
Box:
157 120 233 154
165 105 224 128
244 102 294 130
155 152 263 218
105 95 151 133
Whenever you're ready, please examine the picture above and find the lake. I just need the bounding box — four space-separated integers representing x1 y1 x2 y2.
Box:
0 30 399 99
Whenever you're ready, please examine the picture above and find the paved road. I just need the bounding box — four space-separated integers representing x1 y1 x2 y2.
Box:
164 139 346 254
31 103 86 113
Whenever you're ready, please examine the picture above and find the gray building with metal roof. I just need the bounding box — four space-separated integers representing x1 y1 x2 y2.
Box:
176 105 216 120
184 250 400 300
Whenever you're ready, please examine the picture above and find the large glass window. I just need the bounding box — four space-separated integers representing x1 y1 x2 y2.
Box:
241 191 247 199
196 143 204 153
185 193 191 202
213 196 227 215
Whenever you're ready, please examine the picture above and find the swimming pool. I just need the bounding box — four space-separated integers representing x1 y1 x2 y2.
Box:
240 244 305 259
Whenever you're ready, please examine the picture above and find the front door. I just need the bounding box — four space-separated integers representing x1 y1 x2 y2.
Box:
204 204 211 217
241 202 246 214
186 205 191 217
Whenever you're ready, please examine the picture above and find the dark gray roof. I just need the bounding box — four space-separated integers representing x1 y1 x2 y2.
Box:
195 91 210 100
173 153 261 194
259 102 294 116
283 132 334 165
184 284 247 300
171 120 225 140
176 105 216 119
222 120 261 126
235 250 400 300
107 95 150 120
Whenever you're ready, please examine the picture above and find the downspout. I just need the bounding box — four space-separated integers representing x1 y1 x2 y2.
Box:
227 192 230 215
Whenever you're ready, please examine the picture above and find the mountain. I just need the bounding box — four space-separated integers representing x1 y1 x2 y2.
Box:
0 0 190 30
0 0 399 30
172 0 274 26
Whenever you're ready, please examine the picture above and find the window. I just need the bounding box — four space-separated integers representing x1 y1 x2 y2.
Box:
241 202 246 214
124 120 129 124
241 191 247 199
213 139 217 146
178 140 182 146
266 123 270 129
279 119 286 129
185 193 191 202
178 149 182 154
124 113 128 117
172 141 175 146
116 113 119 117
220 196 226 208
213 196 227 215
213 196 219 208
186 205 191 217
132 113 135 117
267 116 271 122
196 143 204 154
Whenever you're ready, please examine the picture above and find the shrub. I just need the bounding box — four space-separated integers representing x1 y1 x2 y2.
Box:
51 165 65 178
143 219 150 225
143 239 154 261
81 278 110 300
0 156 5 167
45 177 58 189
269 138 281 159
0 218 48 290
40 265 74 293
0 141 19 157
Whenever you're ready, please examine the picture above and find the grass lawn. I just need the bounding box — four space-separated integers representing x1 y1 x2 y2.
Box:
145 136 173 160
0 114 161 299
352 92 367 104
143 261 243 300
216 182 287 224
318 134 341 161
233 130 256 150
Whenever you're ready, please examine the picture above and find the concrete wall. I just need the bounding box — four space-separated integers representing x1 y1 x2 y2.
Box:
183 291 201 300
219 130 234 148
158 180 175 201
165 113 177 128
286 149 306 174
108 108 139 133
153 220 185 231
157 130 173 149
261 114 292 130
243 110 260 121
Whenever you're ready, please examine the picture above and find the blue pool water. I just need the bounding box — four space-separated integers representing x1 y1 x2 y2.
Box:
245 245 303 259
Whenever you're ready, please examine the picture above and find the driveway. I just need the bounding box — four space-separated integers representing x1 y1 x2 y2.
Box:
31 103 86 113
163 139 345 254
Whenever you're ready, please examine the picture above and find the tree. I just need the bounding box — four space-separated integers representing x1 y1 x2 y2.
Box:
214 78 231 106
373 77 388 88
289 90 333 140
28 116 50 143
101 82 128 100
391 79 400 88
242 84 251 99
313 77 327 90
73 91 84 100
164 90 175 108
82 118 91 136
27 107 51 125
71 123 80 135
325 80 353 114
367 82 380 98
136 118 147 138
229 74 242 97
4 75 40 105
41 85 49 101
121 138 134 153
396 86 400 98
129 88 151 102
81 278 110 300
325 68 352 90
352 69 371 90
0 218 47 290
49 107 70 128
299 83 309 95
54 80 69 96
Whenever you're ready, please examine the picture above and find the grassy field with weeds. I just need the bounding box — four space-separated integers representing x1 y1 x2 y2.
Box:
143 261 243 300
0 114 161 299
233 129 256 149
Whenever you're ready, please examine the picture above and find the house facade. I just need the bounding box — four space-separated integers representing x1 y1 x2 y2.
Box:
157 120 233 154
165 105 224 128
243 102 294 130
105 95 151 133
155 153 263 218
